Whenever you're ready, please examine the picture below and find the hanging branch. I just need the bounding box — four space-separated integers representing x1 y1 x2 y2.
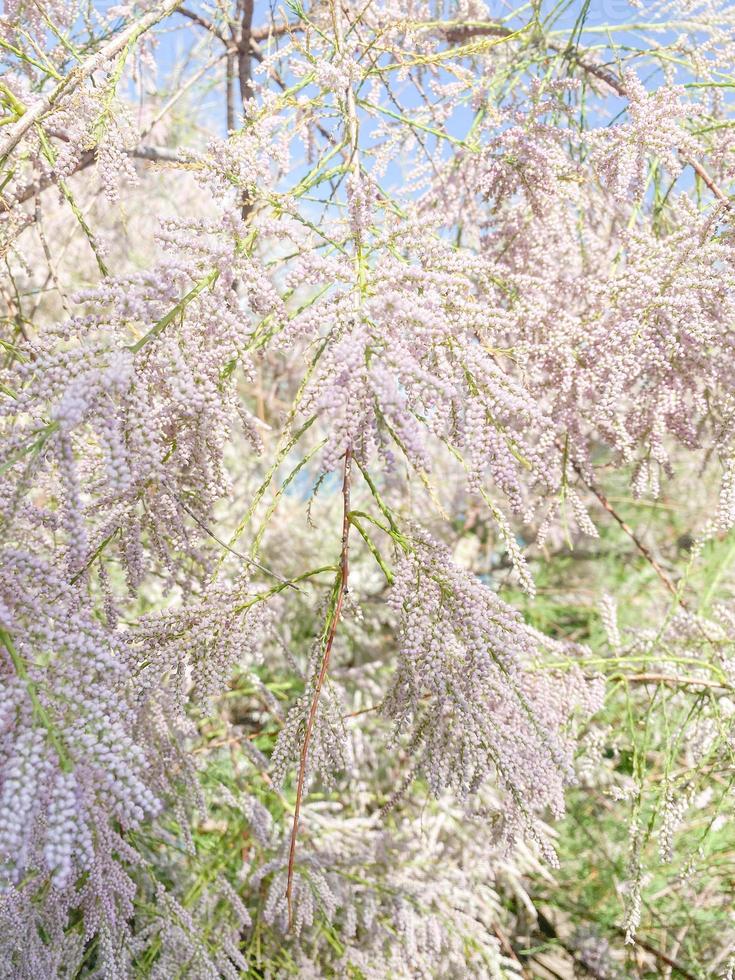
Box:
285 447 352 927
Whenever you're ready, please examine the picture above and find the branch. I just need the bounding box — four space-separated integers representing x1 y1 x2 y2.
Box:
235 0 255 219
559 442 682 603
0 0 183 164
237 0 255 109
586 476 682 602
226 51 236 132
0 143 188 212
177 5 227 43
285 448 352 929
536 908 696 980
619 672 731 692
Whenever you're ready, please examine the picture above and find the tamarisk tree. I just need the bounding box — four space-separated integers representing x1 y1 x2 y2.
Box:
1 0 735 976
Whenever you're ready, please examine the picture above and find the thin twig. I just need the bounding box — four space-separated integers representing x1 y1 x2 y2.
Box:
34 197 71 316
560 445 682 603
161 480 298 589
537 908 697 980
614 928 697 980
588 477 681 601
618 672 731 692
177 5 227 42
492 924 528 976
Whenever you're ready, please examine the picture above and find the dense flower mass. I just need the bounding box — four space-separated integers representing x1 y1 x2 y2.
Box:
384 529 603 853
2 0 735 976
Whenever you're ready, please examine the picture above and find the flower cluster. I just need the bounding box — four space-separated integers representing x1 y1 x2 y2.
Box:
0 551 160 892
385 529 603 855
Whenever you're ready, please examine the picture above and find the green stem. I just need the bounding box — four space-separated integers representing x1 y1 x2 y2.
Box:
0 627 72 771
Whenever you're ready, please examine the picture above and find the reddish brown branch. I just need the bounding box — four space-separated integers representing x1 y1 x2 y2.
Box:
177 5 227 42
557 439 682 603
581 468 682 603
285 448 353 929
